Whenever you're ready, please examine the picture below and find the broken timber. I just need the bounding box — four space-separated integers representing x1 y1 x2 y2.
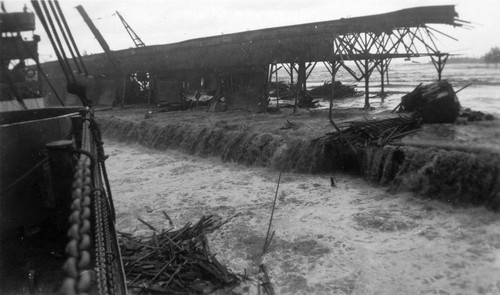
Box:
119 215 239 294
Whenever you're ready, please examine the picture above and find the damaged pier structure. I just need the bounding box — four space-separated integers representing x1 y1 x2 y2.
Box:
39 5 464 110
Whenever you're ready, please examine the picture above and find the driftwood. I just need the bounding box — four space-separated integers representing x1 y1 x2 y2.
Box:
119 215 239 294
262 172 281 255
258 264 275 295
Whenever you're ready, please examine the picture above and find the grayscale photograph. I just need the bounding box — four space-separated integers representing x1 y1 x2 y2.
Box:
1 0 499 294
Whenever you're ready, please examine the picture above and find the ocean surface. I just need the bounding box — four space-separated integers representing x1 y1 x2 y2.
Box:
106 140 500 295
277 62 500 116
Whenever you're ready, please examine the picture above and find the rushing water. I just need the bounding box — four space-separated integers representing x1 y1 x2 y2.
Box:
276 62 500 116
105 141 500 295
102 61 500 294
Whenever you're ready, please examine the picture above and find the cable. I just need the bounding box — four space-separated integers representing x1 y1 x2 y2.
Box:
53 0 88 75
47 0 82 73
31 0 71 82
0 157 49 196
39 0 75 84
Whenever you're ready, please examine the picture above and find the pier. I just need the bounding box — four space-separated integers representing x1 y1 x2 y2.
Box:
38 5 464 111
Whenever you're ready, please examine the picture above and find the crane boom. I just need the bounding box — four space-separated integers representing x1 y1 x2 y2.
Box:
115 10 145 47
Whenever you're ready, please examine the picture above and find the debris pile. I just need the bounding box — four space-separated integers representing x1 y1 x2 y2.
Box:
458 108 495 122
301 81 357 108
267 81 356 101
119 215 239 294
398 80 460 123
309 81 357 98
325 115 422 150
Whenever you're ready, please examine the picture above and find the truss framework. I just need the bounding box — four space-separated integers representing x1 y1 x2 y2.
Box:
332 25 452 107
271 24 454 108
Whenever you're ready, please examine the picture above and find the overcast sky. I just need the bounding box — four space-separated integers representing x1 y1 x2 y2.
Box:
4 0 500 62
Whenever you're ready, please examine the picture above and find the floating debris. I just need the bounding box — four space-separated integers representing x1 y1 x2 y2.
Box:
119 215 240 294
258 264 275 295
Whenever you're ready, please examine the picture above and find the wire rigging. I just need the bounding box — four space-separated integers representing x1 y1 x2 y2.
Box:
39 0 75 83
53 0 88 75
31 0 92 107
31 0 72 82
47 0 81 73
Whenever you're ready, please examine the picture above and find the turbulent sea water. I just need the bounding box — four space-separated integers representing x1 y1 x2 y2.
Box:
104 61 500 294
106 141 500 295
278 62 500 116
